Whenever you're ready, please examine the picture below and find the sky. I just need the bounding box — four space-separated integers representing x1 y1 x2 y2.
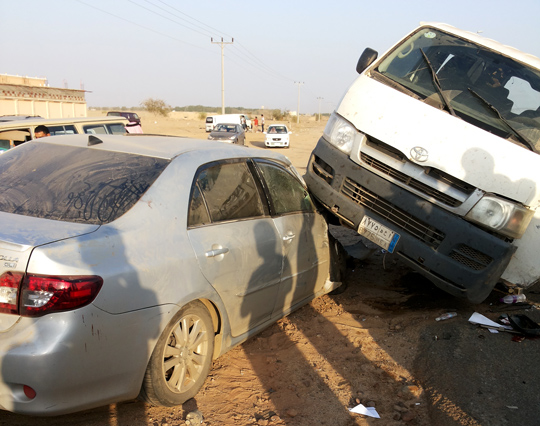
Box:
2 0 540 114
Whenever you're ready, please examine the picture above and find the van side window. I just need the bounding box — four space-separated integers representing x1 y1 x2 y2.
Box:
83 123 126 135
107 123 127 135
48 125 78 135
83 124 107 135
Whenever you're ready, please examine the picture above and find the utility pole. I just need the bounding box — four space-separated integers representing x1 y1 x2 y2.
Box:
317 97 324 122
294 82 304 124
211 37 234 114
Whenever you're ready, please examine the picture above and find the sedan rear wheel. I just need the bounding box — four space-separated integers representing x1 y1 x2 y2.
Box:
140 301 214 406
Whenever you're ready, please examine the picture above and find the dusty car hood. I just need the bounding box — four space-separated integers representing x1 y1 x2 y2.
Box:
337 76 540 207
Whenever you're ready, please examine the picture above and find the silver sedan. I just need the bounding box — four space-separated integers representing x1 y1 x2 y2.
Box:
0 134 341 415
207 123 246 145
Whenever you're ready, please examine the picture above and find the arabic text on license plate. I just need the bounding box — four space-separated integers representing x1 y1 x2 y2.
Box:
358 215 400 253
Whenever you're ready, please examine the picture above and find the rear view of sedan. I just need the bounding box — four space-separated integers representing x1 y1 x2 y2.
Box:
0 134 339 415
207 123 245 145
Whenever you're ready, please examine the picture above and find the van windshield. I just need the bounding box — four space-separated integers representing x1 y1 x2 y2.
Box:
375 27 540 152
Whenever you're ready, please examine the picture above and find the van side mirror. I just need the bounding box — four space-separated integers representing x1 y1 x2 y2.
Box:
356 48 378 74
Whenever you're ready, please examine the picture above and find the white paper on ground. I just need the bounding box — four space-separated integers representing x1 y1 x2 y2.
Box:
349 404 380 418
468 312 513 330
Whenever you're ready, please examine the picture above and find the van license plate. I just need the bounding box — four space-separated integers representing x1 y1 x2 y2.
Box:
358 215 400 253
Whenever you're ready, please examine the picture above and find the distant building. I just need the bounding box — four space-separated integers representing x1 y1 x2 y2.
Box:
0 74 87 118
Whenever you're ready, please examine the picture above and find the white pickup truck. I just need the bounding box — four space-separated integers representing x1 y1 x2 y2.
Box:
305 22 540 302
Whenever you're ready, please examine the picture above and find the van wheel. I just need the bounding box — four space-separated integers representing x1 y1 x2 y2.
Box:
140 301 214 406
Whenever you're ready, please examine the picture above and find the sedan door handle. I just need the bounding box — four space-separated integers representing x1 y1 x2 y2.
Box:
282 233 296 242
205 247 230 258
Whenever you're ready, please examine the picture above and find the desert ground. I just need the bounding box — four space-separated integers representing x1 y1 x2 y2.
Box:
2 111 540 426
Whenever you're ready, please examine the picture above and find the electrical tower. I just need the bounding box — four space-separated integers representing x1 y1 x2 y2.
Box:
294 81 304 124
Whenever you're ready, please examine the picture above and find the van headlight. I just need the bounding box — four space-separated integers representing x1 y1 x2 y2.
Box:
465 196 534 239
323 113 357 155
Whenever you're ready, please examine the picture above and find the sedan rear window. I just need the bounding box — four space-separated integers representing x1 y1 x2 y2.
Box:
0 143 170 224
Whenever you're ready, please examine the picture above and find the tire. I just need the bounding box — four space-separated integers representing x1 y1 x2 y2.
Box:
140 301 214 406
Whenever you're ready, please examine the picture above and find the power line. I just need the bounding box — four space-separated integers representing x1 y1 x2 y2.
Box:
154 0 233 39
76 0 213 53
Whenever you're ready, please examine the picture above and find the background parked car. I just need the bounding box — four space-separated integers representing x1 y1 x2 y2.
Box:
107 111 143 133
207 123 246 145
264 124 292 148
0 134 340 415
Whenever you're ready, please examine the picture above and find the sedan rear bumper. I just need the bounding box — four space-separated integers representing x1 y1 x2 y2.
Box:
0 304 171 415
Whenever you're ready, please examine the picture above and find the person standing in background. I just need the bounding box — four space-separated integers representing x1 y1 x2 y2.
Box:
261 114 265 133
253 116 259 132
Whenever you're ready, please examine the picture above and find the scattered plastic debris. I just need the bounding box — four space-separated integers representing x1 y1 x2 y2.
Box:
468 312 513 332
500 294 526 304
435 312 457 321
508 314 540 336
349 403 380 418
185 410 204 425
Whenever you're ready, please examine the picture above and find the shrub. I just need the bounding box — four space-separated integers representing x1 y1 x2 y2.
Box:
140 98 171 117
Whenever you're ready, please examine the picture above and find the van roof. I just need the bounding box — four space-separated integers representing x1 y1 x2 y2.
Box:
0 116 128 130
420 22 540 71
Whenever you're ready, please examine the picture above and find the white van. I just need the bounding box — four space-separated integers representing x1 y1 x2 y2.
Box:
206 114 250 132
0 116 129 152
305 23 540 302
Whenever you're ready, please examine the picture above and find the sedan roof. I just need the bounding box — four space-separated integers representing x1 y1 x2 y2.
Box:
36 133 290 162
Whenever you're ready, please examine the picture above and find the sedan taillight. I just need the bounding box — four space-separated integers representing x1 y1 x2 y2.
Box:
0 272 24 314
0 272 103 317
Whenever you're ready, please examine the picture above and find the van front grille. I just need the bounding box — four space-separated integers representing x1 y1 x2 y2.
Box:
360 153 463 207
341 177 445 248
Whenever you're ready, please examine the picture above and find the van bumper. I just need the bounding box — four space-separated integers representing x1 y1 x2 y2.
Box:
305 137 516 303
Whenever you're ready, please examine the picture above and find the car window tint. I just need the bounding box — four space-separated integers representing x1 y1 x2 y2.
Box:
196 162 264 222
188 184 211 227
83 124 107 134
0 143 170 224
107 123 127 134
257 162 314 215
48 125 78 135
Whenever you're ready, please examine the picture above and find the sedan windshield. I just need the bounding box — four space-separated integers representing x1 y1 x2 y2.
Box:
215 124 238 133
0 143 169 224
375 27 540 152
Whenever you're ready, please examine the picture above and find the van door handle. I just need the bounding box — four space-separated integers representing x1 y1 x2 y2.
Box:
205 247 230 257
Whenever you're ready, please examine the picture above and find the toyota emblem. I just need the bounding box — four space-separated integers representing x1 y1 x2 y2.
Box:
410 146 429 162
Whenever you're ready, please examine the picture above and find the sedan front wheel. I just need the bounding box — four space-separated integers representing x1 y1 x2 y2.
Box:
140 301 214 406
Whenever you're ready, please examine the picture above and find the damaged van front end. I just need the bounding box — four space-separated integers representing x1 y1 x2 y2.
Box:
305 23 540 302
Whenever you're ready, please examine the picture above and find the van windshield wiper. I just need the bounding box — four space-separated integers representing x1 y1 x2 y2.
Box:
468 88 536 152
419 49 457 117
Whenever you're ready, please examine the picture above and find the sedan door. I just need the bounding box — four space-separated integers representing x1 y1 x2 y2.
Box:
187 160 283 337
254 161 330 317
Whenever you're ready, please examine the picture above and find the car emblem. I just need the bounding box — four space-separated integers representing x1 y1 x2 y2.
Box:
410 146 429 162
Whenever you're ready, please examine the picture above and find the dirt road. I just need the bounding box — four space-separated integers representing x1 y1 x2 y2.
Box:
3 112 539 426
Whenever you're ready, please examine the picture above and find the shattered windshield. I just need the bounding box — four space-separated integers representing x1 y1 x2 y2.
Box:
375 27 540 152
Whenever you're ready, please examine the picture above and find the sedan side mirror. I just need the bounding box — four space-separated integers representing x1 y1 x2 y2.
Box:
356 48 378 74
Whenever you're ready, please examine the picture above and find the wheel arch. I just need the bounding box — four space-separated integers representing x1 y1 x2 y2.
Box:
198 298 223 359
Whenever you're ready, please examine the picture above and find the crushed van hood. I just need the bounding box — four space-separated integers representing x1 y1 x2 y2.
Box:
337 76 540 207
